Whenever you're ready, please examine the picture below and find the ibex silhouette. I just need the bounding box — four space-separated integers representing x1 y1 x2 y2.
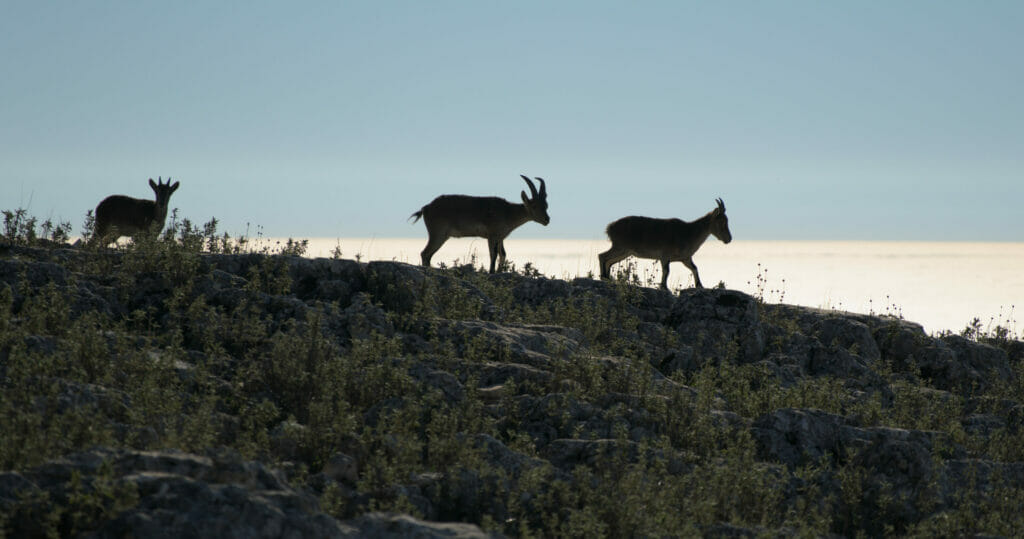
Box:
599 198 731 289
411 175 550 273
92 177 180 246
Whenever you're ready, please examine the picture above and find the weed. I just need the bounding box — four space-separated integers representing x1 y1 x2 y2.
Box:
748 262 786 304
2 207 73 246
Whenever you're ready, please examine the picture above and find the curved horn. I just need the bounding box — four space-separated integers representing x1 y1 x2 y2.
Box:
534 177 546 198
520 174 538 198
716 198 725 211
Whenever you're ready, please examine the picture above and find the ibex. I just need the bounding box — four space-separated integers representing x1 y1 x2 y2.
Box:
92 177 180 246
599 198 731 289
410 175 550 273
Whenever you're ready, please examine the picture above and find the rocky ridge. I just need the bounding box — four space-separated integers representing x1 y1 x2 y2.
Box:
1 244 1022 537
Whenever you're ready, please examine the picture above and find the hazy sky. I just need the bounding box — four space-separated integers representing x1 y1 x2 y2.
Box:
2 1 1021 240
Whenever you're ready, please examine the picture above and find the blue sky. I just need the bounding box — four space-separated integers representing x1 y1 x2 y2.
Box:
2 1 1021 240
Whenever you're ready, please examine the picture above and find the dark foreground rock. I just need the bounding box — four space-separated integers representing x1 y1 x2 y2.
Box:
0 448 498 538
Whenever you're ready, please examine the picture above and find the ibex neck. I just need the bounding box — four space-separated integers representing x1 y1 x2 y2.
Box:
510 203 532 229
152 201 169 226
692 212 716 245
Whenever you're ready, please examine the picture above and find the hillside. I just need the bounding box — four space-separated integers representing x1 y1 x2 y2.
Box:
1 235 1023 537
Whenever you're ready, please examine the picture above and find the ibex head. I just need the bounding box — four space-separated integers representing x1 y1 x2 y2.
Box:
149 177 180 207
710 198 732 244
519 175 550 226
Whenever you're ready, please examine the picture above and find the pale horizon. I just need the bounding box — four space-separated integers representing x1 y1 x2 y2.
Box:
291 237 1023 337
63 230 1024 335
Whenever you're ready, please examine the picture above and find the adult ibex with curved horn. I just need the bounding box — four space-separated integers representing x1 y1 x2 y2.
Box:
92 177 180 246
410 175 550 273
599 198 731 289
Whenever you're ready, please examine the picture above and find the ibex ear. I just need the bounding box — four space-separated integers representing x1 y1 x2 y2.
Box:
149 178 157 190
521 191 530 205
170 181 180 193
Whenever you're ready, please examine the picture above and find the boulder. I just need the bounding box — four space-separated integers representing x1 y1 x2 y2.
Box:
915 337 1012 394
666 289 765 364
346 512 499 538
0 448 349 539
811 317 881 362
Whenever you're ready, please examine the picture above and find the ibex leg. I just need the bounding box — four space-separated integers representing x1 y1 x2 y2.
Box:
496 241 507 273
681 258 702 288
660 259 671 289
91 224 111 247
421 235 447 267
487 238 502 273
598 246 630 280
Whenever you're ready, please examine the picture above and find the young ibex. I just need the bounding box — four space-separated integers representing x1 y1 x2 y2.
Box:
599 198 731 289
410 175 550 273
92 177 180 246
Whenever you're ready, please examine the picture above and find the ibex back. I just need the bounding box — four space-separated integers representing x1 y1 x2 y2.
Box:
93 177 180 246
410 175 550 273
599 198 731 289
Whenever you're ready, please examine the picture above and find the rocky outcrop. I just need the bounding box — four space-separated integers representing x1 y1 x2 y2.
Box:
666 288 765 365
0 448 499 539
0 448 348 538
